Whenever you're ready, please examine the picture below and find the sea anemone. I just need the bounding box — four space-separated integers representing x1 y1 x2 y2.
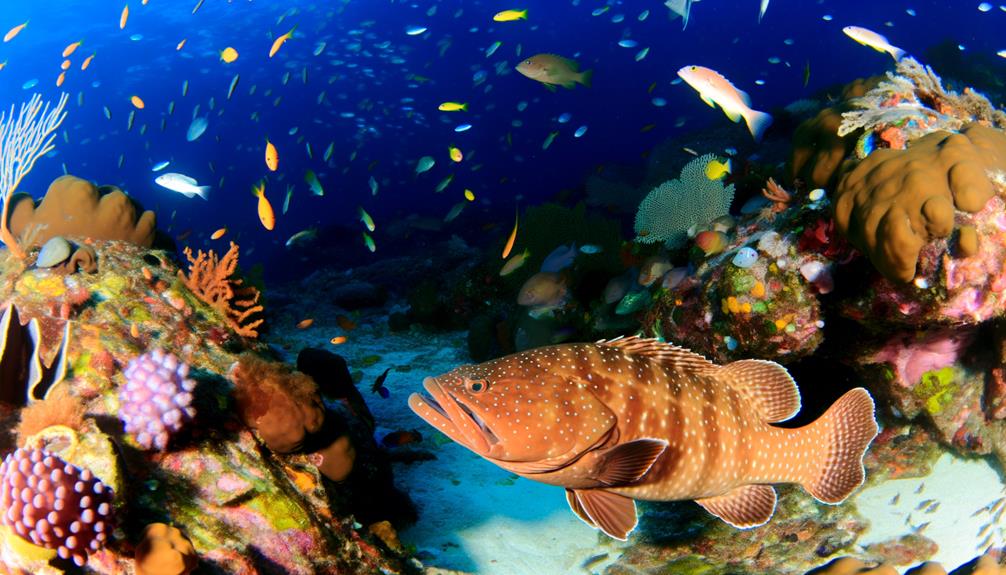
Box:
119 349 197 451
0 447 114 566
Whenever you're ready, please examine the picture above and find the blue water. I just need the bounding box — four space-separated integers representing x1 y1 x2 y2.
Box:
0 0 1002 268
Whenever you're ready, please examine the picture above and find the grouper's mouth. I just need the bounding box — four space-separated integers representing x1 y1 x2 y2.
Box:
408 377 500 455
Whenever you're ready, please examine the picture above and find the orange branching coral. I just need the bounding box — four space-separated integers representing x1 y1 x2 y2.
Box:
179 241 264 338
761 178 793 213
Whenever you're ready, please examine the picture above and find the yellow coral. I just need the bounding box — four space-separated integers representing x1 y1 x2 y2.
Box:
17 273 66 298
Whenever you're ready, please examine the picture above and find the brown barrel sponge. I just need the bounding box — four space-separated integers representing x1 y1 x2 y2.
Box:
834 123 1006 283
7 175 156 247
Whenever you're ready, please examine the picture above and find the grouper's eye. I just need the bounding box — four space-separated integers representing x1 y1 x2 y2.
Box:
466 378 488 393
523 59 532 66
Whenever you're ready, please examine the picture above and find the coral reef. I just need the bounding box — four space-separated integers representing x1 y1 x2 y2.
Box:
634 154 736 247
119 349 197 451
178 241 264 338
8 175 156 248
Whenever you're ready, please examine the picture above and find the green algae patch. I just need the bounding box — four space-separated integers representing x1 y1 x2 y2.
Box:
914 367 958 415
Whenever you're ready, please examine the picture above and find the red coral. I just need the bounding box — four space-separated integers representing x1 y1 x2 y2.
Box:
798 218 856 262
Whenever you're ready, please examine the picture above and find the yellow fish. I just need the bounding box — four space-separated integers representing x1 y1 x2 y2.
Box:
265 139 279 171
130 95 145 109
409 337 878 540
464 189 475 201
499 248 529 276
448 146 463 163
269 25 296 58
438 102 468 112
62 40 82 58
119 4 129 30
210 227 227 240
220 47 239 63
4 21 27 43
705 158 731 180
253 181 275 231
493 9 528 22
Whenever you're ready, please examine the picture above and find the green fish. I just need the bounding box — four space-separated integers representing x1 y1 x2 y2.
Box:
304 169 324 196
615 290 651 315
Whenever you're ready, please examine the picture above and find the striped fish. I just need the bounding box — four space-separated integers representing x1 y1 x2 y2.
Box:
409 336 878 540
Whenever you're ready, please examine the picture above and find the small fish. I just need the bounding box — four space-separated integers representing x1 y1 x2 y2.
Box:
695 230 728 256
439 101 468 112
416 155 435 174
372 367 392 398
541 243 577 273
227 74 240 100
3 21 28 43
579 244 602 254
889 493 900 505
56 72 66 87
81 53 95 70
130 95 145 109
363 231 376 252
542 131 558 150
359 207 375 231
330 335 348 345
574 125 588 138
285 228 317 248
155 173 209 200
187 116 208 141
435 174 454 193
296 318 314 329
915 482 926 494
485 40 502 58
220 47 238 63
176 38 187 51
283 185 293 214
336 315 357 331
269 25 296 58
409 337 878 540
502 209 518 259
210 227 226 240
914 498 936 512
304 169 324 196
493 9 527 22
265 139 279 171
62 40 82 58
705 158 731 180
842 26 907 61
151 160 170 172
517 54 592 90
518 272 568 310
253 181 275 231
464 189 475 201
405 25 427 36
381 430 422 447
803 60 811 88
449 146 463 162
119 4 129 29
759 0 770 21
678 65 773 141
500 249 530 276
444 202 465 223
368 175 379 196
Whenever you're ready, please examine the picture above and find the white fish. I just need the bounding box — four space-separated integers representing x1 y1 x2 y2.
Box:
186 116 208 141
677 65 773 141
842 26 906 61
664 0 699 29
155 173 209 200
759 0 770 21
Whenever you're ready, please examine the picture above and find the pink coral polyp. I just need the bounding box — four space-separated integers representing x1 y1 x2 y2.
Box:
120 349 197 451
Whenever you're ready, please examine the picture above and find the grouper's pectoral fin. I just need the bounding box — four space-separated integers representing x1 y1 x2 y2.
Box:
695 484 776 529
567 488 637 541
596 438 668 486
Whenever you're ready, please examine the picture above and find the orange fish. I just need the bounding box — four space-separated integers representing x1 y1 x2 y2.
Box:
55 72 66 87
62 40 82 58
409 336 878 540
80 53 95 70
176 38 187 51
269 25 296 58
210 227 226 240
119 4 129 29
501 208 518 259
330 335 347 345
3 21 27 43
60 59 71 70
296 318 314 329
336 315 357 331
265 139 279 171
130 95 145 109
0 61 7 72
253 181 275 230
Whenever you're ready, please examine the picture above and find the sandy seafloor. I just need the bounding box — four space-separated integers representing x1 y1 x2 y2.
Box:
270 306 1006 574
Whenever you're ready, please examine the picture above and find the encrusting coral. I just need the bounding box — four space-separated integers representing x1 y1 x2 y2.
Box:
178 241 264 338
7 175 156 248
834 123 1006 283
134 523 197 575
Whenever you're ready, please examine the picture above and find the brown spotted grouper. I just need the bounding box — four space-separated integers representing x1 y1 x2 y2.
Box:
408 336 878 540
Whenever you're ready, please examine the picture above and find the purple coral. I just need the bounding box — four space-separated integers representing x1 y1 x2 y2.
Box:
0 447 114 566
120 349 196 451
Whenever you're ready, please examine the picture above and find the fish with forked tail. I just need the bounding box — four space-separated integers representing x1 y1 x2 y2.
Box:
409 336 878 540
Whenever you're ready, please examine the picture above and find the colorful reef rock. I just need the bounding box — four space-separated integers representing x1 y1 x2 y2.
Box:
409 336 878 540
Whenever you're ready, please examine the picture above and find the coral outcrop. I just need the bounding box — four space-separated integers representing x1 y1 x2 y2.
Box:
178 242 264 338
7 175 156 248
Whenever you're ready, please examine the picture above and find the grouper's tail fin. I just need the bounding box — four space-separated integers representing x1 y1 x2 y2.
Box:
803 388 878 504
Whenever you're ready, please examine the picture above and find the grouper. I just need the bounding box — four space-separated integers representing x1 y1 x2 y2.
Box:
408 336 878 540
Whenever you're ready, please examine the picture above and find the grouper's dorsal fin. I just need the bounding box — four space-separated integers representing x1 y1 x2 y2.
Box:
597 336 718 374
716 359 801 423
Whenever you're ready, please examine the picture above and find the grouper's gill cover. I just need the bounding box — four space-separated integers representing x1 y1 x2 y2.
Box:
409 336 879 540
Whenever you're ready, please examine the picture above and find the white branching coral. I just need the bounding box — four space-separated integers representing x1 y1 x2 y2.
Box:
634 154 734 248
0 93 68 259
